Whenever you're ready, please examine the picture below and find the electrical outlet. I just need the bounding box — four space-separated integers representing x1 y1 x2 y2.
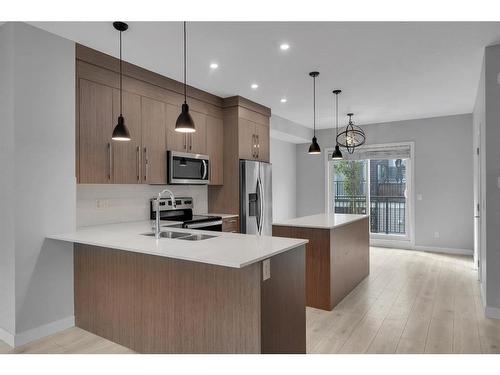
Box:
417 194 423 201
95 199 109 209
434 231 440 239
262 259 271 281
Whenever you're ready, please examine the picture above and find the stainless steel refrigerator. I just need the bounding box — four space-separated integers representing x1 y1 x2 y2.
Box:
240 160 272 236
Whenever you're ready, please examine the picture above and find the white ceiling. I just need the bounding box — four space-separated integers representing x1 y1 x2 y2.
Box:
30 21 500 129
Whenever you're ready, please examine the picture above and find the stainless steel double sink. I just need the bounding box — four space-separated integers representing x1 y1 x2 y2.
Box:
142 230 217 241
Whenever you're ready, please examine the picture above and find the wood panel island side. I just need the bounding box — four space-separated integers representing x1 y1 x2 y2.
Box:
48 222 308 354
273 214 369 311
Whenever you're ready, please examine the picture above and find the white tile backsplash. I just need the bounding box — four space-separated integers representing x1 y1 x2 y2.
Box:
77 184 208 227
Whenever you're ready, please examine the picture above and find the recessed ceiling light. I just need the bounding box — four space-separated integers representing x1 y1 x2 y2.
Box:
210 62 218 69
280 98 287 103
251 83 259 89
280 43 290 51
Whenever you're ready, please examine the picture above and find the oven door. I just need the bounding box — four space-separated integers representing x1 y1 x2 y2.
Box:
168 151 210 184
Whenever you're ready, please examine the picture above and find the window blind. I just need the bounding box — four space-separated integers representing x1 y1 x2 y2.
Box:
331 144 411 160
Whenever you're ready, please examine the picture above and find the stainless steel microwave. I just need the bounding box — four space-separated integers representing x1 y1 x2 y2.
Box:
167 151 210 184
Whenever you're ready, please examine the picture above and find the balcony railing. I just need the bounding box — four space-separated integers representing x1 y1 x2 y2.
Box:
334 181 406 235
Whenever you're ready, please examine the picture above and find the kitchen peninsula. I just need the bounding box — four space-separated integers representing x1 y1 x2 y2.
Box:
48 222 307 354
273 214 369 311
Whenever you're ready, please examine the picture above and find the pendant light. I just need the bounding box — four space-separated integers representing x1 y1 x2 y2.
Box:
331 89 343 160
308 71 321 154
111 21 131 141
175 21 196 133
337 113 366 154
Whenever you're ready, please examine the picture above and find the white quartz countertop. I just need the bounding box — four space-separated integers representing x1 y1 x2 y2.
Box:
273 213 368 229
47 221 308 269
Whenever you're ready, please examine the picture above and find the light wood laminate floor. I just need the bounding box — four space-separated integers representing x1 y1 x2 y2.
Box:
308 247 499 354
1 247 498 354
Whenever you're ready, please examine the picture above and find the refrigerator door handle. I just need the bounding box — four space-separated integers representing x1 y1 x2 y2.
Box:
255 179 261 234
258 175 264 236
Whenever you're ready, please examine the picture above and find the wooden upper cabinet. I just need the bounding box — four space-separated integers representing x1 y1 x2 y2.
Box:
141 97 167 184
166 103 187 153
79 79 113 184
112 89 142 184
206 116 223 185
189 111 207 155
255 123 270 162
238 118 256 160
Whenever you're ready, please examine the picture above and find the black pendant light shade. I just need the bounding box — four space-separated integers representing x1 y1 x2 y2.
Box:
337 113 366 154
112 115 131 141
111 21 131 141
308 71 321 155
332 144 343 159
309 136 321 154
331 89 343 160
175 103 195 133
175 22 196 133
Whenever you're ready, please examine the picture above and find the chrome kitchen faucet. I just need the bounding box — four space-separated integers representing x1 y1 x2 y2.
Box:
154 189 176 239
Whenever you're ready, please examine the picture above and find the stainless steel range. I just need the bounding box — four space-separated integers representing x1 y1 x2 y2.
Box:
150 197 222 231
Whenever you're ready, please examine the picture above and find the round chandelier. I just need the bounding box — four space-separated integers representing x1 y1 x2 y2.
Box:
336 113 366 154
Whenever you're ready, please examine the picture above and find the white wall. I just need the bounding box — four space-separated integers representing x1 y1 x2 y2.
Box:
0 23 16 341
482 44 500 316
270 138 297 222
0 23 76 345
77 184 208 227
296 114 474 252
473 56 486 300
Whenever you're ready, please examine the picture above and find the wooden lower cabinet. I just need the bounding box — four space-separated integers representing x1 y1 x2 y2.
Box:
273 217 369 311
74 243 306 353
222 217 239 232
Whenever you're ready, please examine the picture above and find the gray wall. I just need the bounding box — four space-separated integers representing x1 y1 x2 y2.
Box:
0 23 76 342
297 114 474 251
0 23 16 338
483 44 500 312
270 138 297 222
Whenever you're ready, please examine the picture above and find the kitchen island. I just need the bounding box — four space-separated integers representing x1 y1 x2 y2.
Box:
48 221 308 354
273 214 369 311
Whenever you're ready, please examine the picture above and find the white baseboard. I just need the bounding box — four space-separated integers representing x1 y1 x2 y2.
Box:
0 327 15 347
14 316 75 347
413 245 473 256
485 306 500 319
371 240 473 256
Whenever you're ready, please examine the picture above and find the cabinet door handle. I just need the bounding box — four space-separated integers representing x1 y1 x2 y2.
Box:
256 134 260 159
107 142 112 181
189 134 193 151
143 147 148 182
252 134 256 158
136 146 140 182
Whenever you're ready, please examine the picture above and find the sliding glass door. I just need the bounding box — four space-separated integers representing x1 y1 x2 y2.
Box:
332 160 368 215
328 143 413 242
369 159 408 236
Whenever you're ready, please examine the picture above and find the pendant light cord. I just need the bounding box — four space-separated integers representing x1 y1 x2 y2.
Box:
119 29 123 116
335 93 339 142
183 21 187 104
313 76 316 137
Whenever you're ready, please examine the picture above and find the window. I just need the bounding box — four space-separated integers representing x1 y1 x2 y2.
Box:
327 143 413 242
